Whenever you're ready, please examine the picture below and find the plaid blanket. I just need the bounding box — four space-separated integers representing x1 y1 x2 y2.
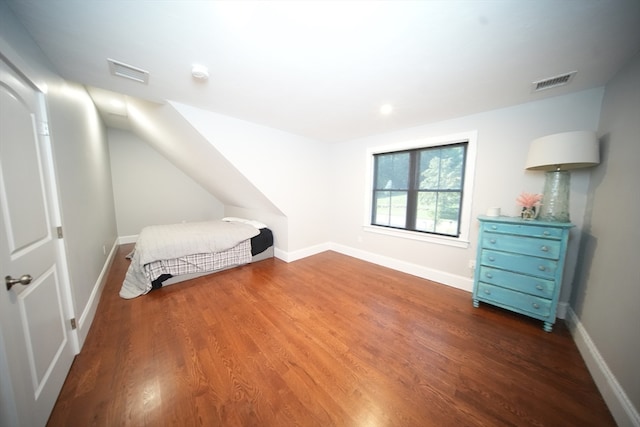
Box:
145 239 252 284
120 220 259 299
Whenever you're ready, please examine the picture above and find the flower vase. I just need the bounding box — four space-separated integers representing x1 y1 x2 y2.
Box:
521 206 537 220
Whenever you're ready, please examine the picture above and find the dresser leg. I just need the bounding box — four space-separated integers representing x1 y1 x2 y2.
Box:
472 299 479 308
543 322 553 332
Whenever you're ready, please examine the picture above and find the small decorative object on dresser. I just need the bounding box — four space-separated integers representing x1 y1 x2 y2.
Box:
515 192 542 220
472 215 574 332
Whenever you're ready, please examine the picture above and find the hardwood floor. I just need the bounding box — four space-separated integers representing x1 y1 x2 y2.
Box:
47 244 615 426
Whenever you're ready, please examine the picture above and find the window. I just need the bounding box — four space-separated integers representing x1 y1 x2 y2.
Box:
366 131 477 247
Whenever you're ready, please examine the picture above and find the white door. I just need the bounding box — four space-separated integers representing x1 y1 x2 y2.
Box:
0 59 75 426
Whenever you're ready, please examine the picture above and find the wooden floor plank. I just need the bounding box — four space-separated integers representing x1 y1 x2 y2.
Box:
47 245 615 426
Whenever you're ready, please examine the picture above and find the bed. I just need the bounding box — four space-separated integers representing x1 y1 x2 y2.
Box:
119 218 274 299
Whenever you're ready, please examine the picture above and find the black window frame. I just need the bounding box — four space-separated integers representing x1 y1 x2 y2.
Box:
371 141 468 238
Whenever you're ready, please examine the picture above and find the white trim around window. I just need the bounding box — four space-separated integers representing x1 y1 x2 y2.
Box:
363 130 478 249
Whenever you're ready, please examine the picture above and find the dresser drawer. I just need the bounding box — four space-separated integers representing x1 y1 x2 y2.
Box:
480 249 558 279
482 222 564 239
482 233 561 259
478 266 555 298
477 283 552 318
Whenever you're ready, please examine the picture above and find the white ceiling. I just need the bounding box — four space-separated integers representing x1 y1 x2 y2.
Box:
6 0 640 143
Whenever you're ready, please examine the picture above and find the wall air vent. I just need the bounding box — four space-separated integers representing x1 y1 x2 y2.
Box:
107 58 149 84
532 71 576 92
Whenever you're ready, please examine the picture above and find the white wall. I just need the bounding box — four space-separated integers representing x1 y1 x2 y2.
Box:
173 103 331 255
329 89 604 305
569 53 640 426
46 82 117 344
108 127 224 236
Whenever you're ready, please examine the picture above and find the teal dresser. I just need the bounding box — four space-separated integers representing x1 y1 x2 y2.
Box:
472 216 574 332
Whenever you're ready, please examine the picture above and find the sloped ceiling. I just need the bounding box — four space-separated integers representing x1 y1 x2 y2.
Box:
123 96 283 215
6 0 640 143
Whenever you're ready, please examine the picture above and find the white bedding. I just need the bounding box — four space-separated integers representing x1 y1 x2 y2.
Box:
120 220 260 299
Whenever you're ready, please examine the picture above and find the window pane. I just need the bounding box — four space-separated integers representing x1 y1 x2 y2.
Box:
418 145 465 190
375 152 410 189
416 191 436 232
373 191 407 228
439 146 464 190
435 192 461 235
418 150 439 189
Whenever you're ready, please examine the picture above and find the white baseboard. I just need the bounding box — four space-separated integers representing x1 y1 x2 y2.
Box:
329 243 473 292
118 235 137 244
566 307 639 427
275 242 330 262
277 242 576 310
75 239 118 350
276 241 472 292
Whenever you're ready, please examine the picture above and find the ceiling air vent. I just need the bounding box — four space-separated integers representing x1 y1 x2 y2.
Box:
107 58 149 84
532 71 576 92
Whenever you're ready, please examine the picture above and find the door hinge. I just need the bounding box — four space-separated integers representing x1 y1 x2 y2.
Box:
39 121 50 136
56 226 63 239
70 318 77 330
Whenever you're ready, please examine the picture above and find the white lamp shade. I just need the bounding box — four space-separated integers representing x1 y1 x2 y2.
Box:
526 131 600 171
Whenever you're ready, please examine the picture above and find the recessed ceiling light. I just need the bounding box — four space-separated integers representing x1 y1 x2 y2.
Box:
380 104 393 115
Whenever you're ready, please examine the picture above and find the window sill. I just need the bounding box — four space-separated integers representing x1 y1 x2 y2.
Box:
363 225 470 249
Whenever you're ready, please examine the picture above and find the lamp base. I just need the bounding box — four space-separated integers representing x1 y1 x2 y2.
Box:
539 170 571 222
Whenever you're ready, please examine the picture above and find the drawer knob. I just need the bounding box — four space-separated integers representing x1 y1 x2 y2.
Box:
491 225 497 230
540 246 549 252
488 256 495 262
536 284 544 291
538 266 546 271
484 289 491 295
485 273 493 279
532 303 540 309
543 231 550 236
490 239 496 244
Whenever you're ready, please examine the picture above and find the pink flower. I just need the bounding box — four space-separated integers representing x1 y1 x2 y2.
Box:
516 192 543 209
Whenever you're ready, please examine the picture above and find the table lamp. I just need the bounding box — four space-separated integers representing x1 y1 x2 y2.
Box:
525 130 599 222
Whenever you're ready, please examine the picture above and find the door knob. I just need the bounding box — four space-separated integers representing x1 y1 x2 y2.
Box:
5 274 32 291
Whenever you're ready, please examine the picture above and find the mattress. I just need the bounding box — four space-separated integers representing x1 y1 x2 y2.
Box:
119 220 273 299
149 228 274 289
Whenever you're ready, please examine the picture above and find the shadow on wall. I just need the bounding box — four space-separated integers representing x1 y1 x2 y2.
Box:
569 132 609 315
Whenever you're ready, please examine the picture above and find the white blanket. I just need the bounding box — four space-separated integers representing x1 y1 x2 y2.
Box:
120 220 260 299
